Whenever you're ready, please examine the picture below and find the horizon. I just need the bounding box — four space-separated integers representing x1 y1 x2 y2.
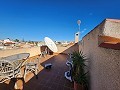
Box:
0 0 120 41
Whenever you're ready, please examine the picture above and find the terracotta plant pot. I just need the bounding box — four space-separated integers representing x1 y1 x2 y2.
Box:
74 82 84 90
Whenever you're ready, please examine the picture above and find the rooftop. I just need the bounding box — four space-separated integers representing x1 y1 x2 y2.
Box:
0 54 74 90
106 18 120 22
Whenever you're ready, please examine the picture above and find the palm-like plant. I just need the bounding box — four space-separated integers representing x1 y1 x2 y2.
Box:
71 51 88 85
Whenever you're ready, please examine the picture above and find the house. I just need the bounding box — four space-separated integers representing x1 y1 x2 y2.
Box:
3 38 15 46
79 18 120 90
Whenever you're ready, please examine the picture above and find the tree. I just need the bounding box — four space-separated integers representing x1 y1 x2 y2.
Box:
14 39 19 42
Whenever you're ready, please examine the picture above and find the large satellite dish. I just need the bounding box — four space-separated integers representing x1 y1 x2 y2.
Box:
44 37 58 52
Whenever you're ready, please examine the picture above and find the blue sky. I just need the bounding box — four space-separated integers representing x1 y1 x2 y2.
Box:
0 0 120 41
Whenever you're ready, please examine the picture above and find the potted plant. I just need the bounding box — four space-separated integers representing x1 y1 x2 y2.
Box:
71 51 88 90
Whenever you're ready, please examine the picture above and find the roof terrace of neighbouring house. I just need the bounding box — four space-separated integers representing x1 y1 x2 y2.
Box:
0 43 79 90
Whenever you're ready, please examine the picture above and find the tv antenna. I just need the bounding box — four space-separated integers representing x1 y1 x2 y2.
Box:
77 20 81 32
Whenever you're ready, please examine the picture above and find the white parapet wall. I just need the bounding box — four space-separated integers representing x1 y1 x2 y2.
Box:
57 43 79 54
0 46 40 58
0 44 79 58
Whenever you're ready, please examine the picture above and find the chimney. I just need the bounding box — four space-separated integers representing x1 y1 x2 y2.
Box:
75 32 79 43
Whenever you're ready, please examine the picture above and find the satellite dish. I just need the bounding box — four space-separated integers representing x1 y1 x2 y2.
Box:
44 37 58 52
77 20 81 26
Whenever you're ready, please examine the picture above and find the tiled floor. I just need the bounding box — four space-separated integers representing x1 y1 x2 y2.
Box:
0 54 74 90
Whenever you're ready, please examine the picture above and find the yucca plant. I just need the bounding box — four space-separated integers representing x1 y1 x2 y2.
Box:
71 51 88 87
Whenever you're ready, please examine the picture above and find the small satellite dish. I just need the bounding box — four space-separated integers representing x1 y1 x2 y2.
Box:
44 37 58 52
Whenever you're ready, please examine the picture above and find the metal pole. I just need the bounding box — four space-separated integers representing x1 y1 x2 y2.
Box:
77 20 81 32
77 20 81 39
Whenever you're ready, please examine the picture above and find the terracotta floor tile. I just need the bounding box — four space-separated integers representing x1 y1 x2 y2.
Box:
51 82 59 89
41 86 49 90
56 85 64 90
0 83 10 90
34 84 43 90
63 86 71 90
0 54 73 90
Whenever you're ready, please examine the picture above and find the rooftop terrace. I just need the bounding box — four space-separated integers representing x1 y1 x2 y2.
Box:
0 54 74 90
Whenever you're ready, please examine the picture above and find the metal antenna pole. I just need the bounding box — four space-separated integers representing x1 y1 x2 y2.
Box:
77 20 81 38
